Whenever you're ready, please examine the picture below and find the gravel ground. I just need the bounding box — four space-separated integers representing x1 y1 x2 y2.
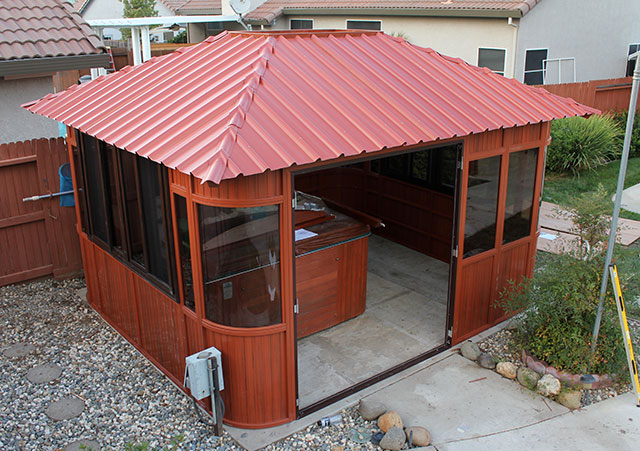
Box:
477 317 640 408
0 277 243 451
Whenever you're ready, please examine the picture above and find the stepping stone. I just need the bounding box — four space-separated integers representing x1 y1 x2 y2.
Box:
45 397 85 421
3 342 35 358
27 364 62 384
66 439 101 451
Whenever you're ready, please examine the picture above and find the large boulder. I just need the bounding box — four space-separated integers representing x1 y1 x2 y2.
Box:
379 426 406 451
537 374 561 397
460 341 481 361
405 426 431 447
496 362 517 379
358 398 386 420
378 410 403 433
517 367 541 390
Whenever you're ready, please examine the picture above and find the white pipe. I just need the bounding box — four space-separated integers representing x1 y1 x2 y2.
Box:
131 27 142 66
141 26 151 62
507 17 518 79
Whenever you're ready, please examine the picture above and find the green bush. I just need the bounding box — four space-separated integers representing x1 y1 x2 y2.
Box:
497 188 628 377
547 114 622 175
612 110 640 157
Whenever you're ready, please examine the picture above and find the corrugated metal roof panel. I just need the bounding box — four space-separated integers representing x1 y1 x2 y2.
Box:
24 30 598 184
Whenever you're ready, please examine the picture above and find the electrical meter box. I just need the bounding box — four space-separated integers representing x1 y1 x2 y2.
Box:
184 346 224 400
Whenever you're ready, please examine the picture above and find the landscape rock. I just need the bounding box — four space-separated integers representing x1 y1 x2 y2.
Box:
358 398 386 420
557 390 582 410
477 352 496 369
379 426 405 450
405 426 431 447
496 361 517 379
537 374 561 397
460 341 481 361
517 367 541 390
378 410 403 433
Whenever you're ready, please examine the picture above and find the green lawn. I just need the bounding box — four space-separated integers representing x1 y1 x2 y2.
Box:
542 157 640 221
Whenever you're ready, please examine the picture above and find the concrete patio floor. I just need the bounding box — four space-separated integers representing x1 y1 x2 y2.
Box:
226 323 640 450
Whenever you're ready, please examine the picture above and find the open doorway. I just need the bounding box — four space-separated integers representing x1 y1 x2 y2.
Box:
293 143 461 413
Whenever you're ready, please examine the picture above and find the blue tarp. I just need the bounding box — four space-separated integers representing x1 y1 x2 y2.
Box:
59 163 74 207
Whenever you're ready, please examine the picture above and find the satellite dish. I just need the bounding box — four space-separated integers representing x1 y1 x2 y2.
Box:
230 0 251 15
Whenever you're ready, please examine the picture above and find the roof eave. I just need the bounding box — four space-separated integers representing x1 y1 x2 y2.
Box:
246 7 522 24
177 8 223 16
0 53 111 78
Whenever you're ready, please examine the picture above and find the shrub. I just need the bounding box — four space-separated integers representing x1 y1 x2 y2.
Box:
497 188 628 377
547 114 622 175
612 110 640 157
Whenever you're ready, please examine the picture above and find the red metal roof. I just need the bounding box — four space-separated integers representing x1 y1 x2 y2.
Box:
24 29 597 184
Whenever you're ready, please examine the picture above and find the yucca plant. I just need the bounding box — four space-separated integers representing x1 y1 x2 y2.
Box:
547 114 622 175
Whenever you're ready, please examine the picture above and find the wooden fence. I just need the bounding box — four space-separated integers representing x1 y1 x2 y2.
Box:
0 138 83 286
536 77 639 113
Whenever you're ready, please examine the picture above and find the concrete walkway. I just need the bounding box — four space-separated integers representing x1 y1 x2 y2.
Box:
227 322 640 450
618 182 640 215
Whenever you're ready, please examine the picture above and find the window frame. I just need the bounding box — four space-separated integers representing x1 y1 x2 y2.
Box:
345 19 382 31
290 18 314 29
627 43 640 77
478 47 506 76
523 48 549 85
76 132 177 297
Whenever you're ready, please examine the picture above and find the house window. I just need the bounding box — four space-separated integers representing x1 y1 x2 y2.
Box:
290 19 313 29
374 144 458 195
199 204 282 328
346 20 381 31
463 155 501 257
524 49 548 85
478 48 506 76
503 149 538 244
76 133 176 295
627 44 640 76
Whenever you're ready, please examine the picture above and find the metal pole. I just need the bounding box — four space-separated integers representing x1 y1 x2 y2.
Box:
591 52 640 353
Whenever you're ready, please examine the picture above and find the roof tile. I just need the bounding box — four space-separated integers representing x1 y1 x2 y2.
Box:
25 29 595 185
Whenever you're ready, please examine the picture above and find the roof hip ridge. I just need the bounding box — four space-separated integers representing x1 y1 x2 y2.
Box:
203 35 278 184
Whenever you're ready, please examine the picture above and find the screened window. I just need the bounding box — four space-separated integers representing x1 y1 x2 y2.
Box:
627 44 640 76
72 144 88 232
374 145 458 194
175 195 195 311
503 149 538 244
291 19 313 29
346 20 381 30
463 156 501 257
524 49 548 85
76 133 175 295
478 48 506 76
199 204 281 328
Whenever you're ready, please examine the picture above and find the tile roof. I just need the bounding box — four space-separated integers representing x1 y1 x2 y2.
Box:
245 0 540 22
0 0 106 61
176 0 221 14
24 29 595 185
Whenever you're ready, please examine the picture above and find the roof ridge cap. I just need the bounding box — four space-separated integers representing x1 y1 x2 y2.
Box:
203 35 278 184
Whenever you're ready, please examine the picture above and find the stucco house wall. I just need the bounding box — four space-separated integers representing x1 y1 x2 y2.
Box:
516 0 640 83
0 76 59 144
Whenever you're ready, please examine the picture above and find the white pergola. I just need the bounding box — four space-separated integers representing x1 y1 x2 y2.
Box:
87 15 241 71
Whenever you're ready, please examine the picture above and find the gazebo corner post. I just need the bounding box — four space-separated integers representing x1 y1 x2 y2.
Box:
591 50 640 354
131 26 142 66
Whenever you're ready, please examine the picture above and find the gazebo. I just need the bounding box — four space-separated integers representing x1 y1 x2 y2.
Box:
25 30 596 429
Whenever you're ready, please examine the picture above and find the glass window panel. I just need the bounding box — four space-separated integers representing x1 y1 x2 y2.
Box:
431 145 458 192
291 19 313 29
72 145 88 233
120 152 145 267
463 156 501 258
478 48 506 75
627 44 640 77
411 150 430 182
199 204 281 328
524 49 548 85
138 157 170 284
81 134 108 243
346 20 381 30
381 153 409 180
175 195 195 311
503 149 538 244
105 146 124 251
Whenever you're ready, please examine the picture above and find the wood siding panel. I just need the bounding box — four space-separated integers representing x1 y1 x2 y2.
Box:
192 171 283 201
455 255 495 341
493 240 531 323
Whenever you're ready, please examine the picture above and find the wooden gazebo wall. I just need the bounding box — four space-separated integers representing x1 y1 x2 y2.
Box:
67 121 549 429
